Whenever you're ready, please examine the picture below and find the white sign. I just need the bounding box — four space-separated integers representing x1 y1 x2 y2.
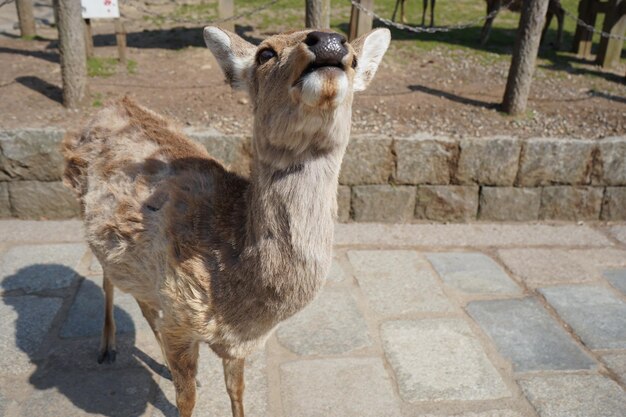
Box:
81 0 120 19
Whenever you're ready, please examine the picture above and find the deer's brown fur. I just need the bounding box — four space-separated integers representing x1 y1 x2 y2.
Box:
63 27 390 417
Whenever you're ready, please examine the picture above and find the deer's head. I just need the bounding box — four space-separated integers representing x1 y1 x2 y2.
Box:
204 27 390 167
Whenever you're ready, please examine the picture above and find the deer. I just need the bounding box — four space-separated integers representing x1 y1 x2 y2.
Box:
62 26 390 417
392 0 436 27
481 0 565 49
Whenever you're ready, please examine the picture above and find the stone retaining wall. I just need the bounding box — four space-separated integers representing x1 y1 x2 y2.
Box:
1 128 625 222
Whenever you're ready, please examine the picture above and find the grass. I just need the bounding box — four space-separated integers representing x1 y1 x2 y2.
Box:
127 59 138 74
92 93 103 108
87 57 139 77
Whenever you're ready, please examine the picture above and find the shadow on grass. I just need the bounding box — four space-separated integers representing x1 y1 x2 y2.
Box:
15 76 62 103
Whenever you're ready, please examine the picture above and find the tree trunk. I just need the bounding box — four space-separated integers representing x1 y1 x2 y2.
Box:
54 0 87 108
502 0 549 115
305 0 330 29
15 0 36 38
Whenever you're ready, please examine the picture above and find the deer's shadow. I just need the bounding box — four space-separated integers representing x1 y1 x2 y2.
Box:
1 264 178 417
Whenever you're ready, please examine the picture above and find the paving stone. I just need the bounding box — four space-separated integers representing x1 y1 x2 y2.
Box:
418 411 524 417
395 134 458 185
339 135 394 185
0 128 65 181
415 185 479 222
280 357 401 417
608 225 626 245
517 138 595 186
9 181 80 219
60 275 151 338
0 220 84 243
598 136 626 185
601 187 626 220
337 185 351 222
499 248 588 287
0 182 10 217
326 254 348 283
381 319 510 402
88 255 103 275
152 348 268 417
335 223 611 247
277 287 371 355
22 368 155 417
603 269 626 295
352 185 416 222
539 186 603 221
347 250 454 317
0 295 63 375
0 243 86 293
478 187 541 221
540 285 626 349
426 252 521 295
519 374 626 417
601 353 626 385
457 137 521 186
466 298 595 372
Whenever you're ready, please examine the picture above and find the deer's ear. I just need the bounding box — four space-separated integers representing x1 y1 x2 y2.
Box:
203 26 256 90
351 28 391 92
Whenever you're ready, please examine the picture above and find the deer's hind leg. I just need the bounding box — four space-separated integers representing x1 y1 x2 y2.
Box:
223 358 245 417
161 330 199 417
98 273 117 364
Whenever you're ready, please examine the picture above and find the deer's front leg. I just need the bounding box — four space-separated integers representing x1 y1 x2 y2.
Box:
162 333 199 417
223 358 245 417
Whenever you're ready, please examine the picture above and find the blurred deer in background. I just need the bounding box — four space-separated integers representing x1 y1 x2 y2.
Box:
392 0 437 27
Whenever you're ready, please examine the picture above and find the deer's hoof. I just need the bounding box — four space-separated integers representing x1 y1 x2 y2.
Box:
97 349 117 364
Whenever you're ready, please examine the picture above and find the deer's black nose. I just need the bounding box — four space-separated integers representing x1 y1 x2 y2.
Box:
304 31 348 66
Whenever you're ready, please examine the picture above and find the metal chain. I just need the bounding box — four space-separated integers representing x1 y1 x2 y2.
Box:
562 7 626 41
121 0 280 25
0 0 14 9
348 0 518 34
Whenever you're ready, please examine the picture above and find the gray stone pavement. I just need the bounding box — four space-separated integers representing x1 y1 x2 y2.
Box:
1 220 626 417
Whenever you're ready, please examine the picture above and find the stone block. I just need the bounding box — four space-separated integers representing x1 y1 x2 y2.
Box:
602 353 626 385
457 137 521 185
9 181 80 219
186 129 251 176
467 298 595 372
540 285 626 349
381 319 510 402
0 243 86 293
327 254 348 283
276 287 371 355
60 275 151 338
153 348 268 417
517 138 595 186
603 269 626 295
0 182 10 217
394 134 457 184
336 185 351 222
347 250 454 317
540 186 603 221
601 187 626 220
280 358 402 417
598 137 626 185
426 252 521 295
352 185 415 223
519 374 626 417
416 185 479 222
0 295 63 375
0 128 65 181
479 187 540 221
339 135 393 185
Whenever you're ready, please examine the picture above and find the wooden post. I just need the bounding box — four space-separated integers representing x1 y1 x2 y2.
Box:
115 19 127 65
306 0 330 29
15 0 36 38
218 0 234 32
502 0 550 115
84 18 94 58
348 0 373 41
596 0 626 69
54 0 87 108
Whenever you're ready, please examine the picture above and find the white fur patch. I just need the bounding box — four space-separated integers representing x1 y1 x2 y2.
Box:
354 29 391 92
299 70 349 108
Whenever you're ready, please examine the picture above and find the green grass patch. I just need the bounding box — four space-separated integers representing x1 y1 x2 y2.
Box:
126 59 138 74
92 93 103 108
87 57 118 77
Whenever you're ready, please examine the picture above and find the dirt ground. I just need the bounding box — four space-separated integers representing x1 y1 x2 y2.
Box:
1 0 625 139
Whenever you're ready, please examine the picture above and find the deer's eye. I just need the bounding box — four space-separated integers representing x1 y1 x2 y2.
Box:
257 48 277 65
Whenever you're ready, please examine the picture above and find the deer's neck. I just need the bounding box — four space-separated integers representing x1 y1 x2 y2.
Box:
242 120 349 318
